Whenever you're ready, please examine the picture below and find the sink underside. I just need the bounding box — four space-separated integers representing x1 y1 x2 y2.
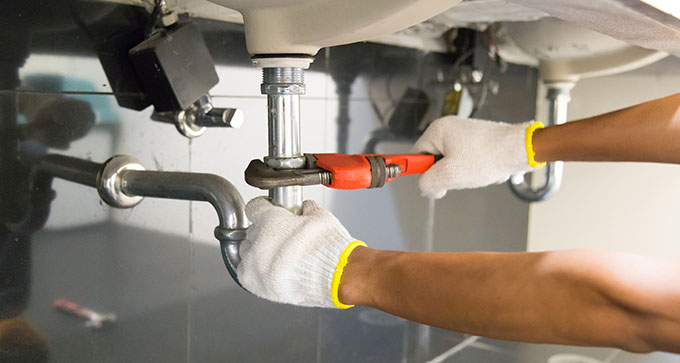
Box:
113 0 680 56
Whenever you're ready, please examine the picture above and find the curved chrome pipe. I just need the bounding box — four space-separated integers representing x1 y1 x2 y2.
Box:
509 160 564 202
119 166 248 285
508 82 573 202
14 154 248 287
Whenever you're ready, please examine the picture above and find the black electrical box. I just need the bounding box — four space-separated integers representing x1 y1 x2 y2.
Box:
129 22 219 112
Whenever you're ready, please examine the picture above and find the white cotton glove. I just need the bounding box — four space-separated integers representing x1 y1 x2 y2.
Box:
237 197 365 309
413 116 540 199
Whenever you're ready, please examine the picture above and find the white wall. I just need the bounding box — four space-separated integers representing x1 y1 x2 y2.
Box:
528 58 680 258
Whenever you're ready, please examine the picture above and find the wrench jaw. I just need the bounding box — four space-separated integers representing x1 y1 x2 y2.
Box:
244 159 331 190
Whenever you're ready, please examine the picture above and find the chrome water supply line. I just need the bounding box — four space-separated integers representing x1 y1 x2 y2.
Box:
255 57 313 214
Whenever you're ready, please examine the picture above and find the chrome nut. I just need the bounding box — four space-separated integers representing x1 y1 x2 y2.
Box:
98 155 145 208
264 156 307 169
260 83 306 95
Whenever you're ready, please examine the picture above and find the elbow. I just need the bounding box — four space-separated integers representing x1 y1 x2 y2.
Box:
604 291 673 353
615 306 680 354
620 344 655 354
581 252 680 353
615 323 655 353
614 315 657 354
542 250 679 353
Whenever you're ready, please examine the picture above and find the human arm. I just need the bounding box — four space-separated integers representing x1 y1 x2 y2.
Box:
413 93 680 198
339 246 680 353
533 92 680 163
239 198 680 353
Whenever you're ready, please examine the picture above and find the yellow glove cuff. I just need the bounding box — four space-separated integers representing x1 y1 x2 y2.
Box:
330 240 367 309
525 122 546 169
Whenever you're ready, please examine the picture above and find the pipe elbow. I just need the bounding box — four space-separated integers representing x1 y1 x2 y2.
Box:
195 173 249 231
112 160 249 286
191 173 248 287
508 161 564 203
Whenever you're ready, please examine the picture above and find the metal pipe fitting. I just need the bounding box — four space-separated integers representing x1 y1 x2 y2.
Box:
263 67 305 85
151 95 244 139
509 161 564 202
98 155 146 208
261 66 306 214
18 154 248 286
508 82 573 202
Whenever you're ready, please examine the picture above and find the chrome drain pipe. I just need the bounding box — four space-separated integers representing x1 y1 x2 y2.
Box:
256 57 313 214
18 154 248 286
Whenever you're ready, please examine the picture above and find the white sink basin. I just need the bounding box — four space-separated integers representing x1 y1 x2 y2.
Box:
206 0 461 56
501 18 667 82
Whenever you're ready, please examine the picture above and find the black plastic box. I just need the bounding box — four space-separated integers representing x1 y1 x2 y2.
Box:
129 22 219 112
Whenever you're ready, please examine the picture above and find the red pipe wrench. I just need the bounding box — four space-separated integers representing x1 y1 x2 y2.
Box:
245 153 441 190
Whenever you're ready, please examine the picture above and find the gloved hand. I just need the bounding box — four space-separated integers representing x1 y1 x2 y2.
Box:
412 116 542 198
237 197 366 309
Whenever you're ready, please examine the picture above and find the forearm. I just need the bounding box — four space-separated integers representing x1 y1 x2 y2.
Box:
339 247 680 353
533 93 680 163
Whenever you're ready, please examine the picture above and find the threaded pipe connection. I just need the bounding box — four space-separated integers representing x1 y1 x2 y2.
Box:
263 67 304 85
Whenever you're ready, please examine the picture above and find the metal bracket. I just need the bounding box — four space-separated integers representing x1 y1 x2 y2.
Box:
151 95 243 138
